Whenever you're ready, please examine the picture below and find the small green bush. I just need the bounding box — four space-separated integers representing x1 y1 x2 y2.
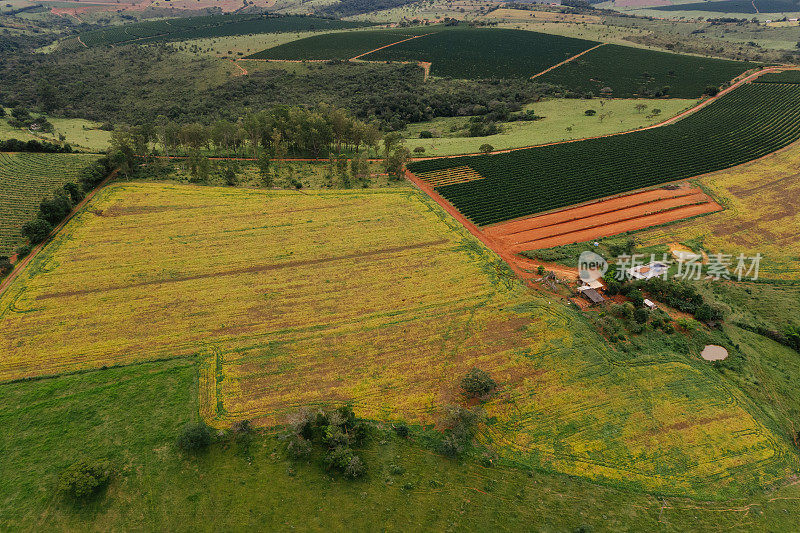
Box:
177 422 212 452
58 460 112 501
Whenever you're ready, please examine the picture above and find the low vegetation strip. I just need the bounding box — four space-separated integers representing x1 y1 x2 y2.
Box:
535 43 754 98
0 152 99 255
359 28 599 80
0 181 795 497
408 82 800 226
78 14 372 47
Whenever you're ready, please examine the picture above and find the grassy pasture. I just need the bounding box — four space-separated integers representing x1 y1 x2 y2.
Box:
401 97 698 156
0 152 99 255
1 181 797 497
536 43 754 98
0 113 111 152
5 357 800 530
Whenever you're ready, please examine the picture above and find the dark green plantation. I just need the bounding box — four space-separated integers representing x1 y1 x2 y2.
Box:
359 28 599 79
245 28 436 60
78 14 372 47
409 82 800 225
654 0 800 13
537 44 754 98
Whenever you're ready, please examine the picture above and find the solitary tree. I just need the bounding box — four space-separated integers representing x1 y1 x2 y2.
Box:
479 143 494 154
461 368 497 398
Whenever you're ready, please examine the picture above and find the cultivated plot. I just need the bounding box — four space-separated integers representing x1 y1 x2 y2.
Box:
0 182 795 497
0 152 99 255
359 28 599 79
409 82 800 225
536 43 753 98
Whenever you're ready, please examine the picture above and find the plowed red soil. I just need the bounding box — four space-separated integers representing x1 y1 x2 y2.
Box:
487 187 721 252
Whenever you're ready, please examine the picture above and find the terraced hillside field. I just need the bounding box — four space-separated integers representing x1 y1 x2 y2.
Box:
248 27 599 78
0 152 99 255
78 14 371 47
0 182 797 497
536 44 753 98
408 81 800 226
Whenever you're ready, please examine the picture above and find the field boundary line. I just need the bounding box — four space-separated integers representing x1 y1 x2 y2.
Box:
349 32 433 60
0 170 116 297
530 43 605 80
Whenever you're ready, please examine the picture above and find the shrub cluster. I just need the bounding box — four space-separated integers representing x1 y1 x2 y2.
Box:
0 138 73 153
58 459 113 502
288 405 369 479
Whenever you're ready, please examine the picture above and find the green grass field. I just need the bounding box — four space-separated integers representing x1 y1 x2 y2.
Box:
3 357 800 530
401 98 697 156
536 43 754 98
0 114 111 153
0 152 99 255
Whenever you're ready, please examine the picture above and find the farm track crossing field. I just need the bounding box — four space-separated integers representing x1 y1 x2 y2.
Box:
536 43 753 98
78 14 372 47
359 28 599 79
245 28 435 60
0 152 99 255
408 82 800 226
0 182 797 497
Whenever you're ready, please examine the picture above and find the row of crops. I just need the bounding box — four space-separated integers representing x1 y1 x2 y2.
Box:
654 0 800 13
0 153 99 255
245 28 435 61
78 14 371 47
359 28 598 79
536 44 753 98
247 26 751 95
408 82 800 226
754 70 800 83
249 27 598 77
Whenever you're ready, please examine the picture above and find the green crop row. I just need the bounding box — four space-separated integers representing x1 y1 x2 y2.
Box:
536 44 754 98
359 28 598 79
0 152 99 255
408 82 800 226
245 27 441 61
78 14 372 47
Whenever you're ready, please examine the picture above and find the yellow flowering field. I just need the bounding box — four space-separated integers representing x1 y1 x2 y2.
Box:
637 142 800 280
0 181 795 497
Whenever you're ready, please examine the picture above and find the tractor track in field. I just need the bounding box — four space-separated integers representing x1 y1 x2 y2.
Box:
35 238 449 300
530 43 605 80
